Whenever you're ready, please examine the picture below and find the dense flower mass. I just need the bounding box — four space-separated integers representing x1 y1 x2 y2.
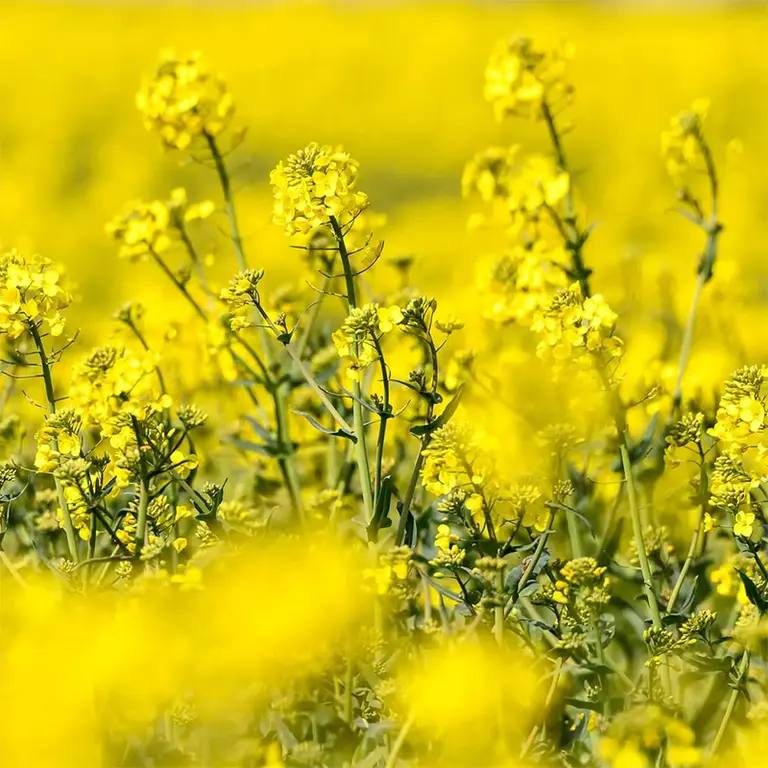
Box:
136 50 234 150
270 143 369 235
2 28 768 768
0 249 71 338
484 36 573 120
531 284 623 364
106 188 215 261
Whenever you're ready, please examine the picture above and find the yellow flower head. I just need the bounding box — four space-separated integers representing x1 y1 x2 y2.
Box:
484 36 574 121
661 99 710 186
137 50 234 150
270 143 369 236
0 250 71 339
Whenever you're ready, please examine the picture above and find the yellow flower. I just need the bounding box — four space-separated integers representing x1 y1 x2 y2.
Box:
137 50 234 151
484 37 574 121
0 250 71 340
734 510 756 538
270 143 368 236
172 537 188 553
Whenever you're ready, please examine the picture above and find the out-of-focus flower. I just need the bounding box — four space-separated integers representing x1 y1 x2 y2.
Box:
137 50 234 150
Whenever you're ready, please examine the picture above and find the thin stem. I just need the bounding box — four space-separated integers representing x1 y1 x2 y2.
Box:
667 457 708 612
504 507 557 619
204 131 247 271
541 100 591 298
343 651 354 724
671 134 721 414
710 650 750 756
252 301 354 434
620 443 663 629
494 568 505 646
329 216 374 523
395 451 424 546
148 248 208 322
0 550 28 587
28 321 78 563
385 714 414 768
371 335 391 509
134 476 149 559
395 332 440 546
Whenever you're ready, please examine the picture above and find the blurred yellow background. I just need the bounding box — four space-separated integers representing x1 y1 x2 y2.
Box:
0 1 766 386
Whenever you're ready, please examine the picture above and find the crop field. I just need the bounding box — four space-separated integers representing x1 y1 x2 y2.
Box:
1 2 768 766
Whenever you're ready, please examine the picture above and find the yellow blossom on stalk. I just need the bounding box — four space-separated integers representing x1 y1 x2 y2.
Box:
709 365 768 448
463 147 569 235
106 189 215 261
479 242 569 326
734 510 757 538
332 303 403 381
136 50 234 150
68 344 170 430
484 36 574 121
421 422 499 534
531 284 623 365
34 408 82 475
0 249 71 339
270 143 369 236
661 99 710 185
219 269 265 330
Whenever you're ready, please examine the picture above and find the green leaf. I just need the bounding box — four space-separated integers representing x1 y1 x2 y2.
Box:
547 501 595 539
367 475 393 543
735 569 767 612
409 384 464 437
293 410 356 442
225 436 280 457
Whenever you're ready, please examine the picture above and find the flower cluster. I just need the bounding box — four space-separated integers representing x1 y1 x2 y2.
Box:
106 188 215 261
548 557 611 614
530 284 623 364
421 422 495 532
479 242 569 325
136 51 234 150
709 365 768 448
219 269 265 330
484 36 574 121
332 303 402 381
0 250 71 338
661 99 709 186
270 143 369 236
463 147 570 235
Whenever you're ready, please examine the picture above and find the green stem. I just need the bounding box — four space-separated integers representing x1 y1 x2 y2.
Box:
710 650 750 756
667 458 708 612
28 321 78 563
494 568 505 646
204 131 247 271
620 443 663 629
385 714 414 768
371 335 390 509
672 134 720 414
134 477 149 559
504 507 557 619
329 216 374 523
395 449 424 546
343 652 354 724
273 385 303 520
541 100 591 299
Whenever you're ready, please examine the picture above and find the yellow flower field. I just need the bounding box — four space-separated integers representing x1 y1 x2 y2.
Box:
1 2 768 767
